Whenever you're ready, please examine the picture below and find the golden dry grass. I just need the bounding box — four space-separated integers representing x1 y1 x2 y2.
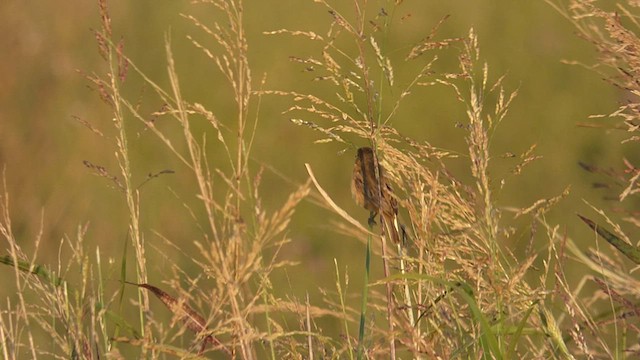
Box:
0 0 639 359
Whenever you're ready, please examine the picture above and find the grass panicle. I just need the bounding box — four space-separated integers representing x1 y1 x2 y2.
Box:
1 0 639 359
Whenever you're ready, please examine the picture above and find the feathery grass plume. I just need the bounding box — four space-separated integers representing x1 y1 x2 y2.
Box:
548 0 640 201
0 0 613 358
85 0 154 341
546 1 640 357
391 30 556 358
0 177 131 358
84 0 317 357
264 0 560 357
0 0 314 357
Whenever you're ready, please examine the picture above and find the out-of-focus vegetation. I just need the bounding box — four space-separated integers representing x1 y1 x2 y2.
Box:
1 0 638 358
0 0 620 291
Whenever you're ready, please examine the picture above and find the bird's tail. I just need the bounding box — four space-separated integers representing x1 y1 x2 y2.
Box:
382 213 401 244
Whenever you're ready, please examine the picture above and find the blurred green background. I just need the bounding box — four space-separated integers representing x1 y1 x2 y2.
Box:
0 0 631 342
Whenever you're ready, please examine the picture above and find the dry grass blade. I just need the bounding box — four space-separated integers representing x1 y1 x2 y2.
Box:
305 163 372 236
136 169 175 190
592 277 640 319
124 281 230 355
111 337 211 359
406 15 463 60
82 160 125 192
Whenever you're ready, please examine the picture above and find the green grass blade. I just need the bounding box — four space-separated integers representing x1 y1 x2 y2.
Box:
110 233 129 343
388 273 503 359
506 300 538 358
102 306 141 339
578 214 640 264
538 305 575 360
455 283 503 360
0 255 63 286
357 234 371 360
119 233 128 305
334 260 354 360
260 275 277 360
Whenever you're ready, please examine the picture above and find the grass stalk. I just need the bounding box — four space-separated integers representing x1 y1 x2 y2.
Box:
397 244 419 357
334 259 355 360
261 275 276 360
356 233 371 360
379 233 396 359
96 0 150 335
306 293 314 360
4 0 625 358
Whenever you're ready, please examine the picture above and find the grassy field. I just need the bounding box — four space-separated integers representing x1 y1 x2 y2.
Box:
1 0 639 358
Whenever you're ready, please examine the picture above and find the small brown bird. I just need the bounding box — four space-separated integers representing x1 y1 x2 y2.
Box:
351 147 401 244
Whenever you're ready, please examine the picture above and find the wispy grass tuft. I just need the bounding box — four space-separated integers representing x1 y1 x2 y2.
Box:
545 0 640 358
264 1 562 359
2 0 633 358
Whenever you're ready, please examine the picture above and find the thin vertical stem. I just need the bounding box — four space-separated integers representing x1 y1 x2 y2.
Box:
357 233 371 360
106 29 150 335
369 147 397 360
380 234 396 359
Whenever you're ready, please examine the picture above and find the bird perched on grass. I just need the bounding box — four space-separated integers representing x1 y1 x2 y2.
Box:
351 147 401 244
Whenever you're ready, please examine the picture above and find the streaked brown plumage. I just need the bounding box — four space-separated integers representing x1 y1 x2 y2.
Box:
351 147 400 244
